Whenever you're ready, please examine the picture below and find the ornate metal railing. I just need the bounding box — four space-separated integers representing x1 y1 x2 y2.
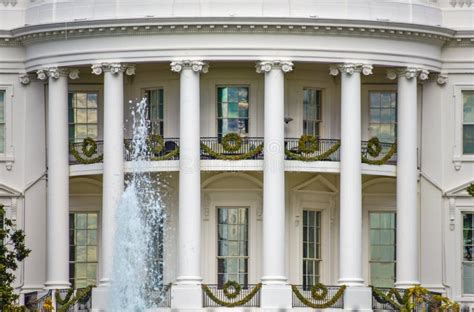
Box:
69 139 104 165
150 284 172 308
55 288 92 312
285 138 341 161
124 137 180 161
371 287 443 311
362 139 397 165
291 284 345 308
202 283 261 307
200 136 264 160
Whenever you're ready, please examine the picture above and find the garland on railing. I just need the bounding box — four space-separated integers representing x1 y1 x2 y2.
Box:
55 286 93 312
467 184 474 197
362 137 397 165
201 282 262 307
291 284 346 309
200 133 263 160
371 285 460 312
147 134 180 161
69 137 104 164
285 140 341 162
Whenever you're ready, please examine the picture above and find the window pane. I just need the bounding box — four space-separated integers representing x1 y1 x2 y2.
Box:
87 93 98 108
369 212 396 287
464 125 474 154
0 126 4 154
87 109 98 123
303 89 321 136
69 92 99 142
0 91 5 123
302 211 321 286
464 263 474 294
76 93 87 108
369 92 397 142
464 91 474 123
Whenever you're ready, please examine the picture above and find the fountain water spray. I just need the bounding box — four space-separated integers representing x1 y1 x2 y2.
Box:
109 98 167 311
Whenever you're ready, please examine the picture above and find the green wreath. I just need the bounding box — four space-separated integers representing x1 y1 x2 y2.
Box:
223 281 241 299
222 133 242 152
147 135 180 161
310 283 328 300
201 143 263 160
202 283 262 307
291 284 346 309
366 137 383 158
467 184 474 197
70 138 103 164
362 143 397 165
298 135 319 154
285 142 340 162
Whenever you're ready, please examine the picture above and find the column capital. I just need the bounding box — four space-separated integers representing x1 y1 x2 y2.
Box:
386 67 430 81
256 61 294 74
170 60 209 73
436 74 448 85
329 64 373 76
19 73 32 85
37 67 69 80
91 63 135 76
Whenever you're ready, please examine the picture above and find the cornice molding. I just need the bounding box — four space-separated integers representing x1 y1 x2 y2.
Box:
1 17 472 47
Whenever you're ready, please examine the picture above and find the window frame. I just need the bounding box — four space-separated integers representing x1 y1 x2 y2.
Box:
302 209 322 287
367 90 398 143
302 88 322 137
67 85 103 142
453 85 474 167
216 85 251 138
462 90 474 155
143 88 165 136
0 85 14 164
68 90 100 143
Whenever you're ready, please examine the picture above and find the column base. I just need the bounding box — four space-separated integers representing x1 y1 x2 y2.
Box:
260 284 292 309
91 286 109 312
171 284 202 310
343 286 373 311
44 281 71 289
395 281 421 288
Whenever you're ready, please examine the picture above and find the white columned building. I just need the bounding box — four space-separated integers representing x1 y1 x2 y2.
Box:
170 60 208 309
391 67 428 287
42 67 71 290
257 61 294 308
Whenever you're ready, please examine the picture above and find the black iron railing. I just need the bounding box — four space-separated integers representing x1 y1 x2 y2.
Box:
150 284 172 308
69 140 104 165
200 137 264 160
202 284 261 307
285 138 341 161
292 285 345 308
372 287 442 311
24 290 52 312
55 288 92 312
362 140 397 165
124 138 180 161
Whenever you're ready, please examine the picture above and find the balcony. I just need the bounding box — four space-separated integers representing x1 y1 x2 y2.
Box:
69 136 397 166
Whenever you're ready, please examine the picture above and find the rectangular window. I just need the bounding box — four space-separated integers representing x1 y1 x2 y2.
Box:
303 89 322 137
302 210 321 288
463 91 474 154
463 213 474 293
145 89 164 135
369 212 396 287
217 207 248 287
68 92 99 143
0 90 5 153
217 86 249 138
69 213 98 288
369 91 397 143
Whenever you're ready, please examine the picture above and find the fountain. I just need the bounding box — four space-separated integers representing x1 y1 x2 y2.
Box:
109 98 168 311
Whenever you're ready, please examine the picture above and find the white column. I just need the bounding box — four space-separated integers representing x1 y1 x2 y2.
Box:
390 68 428 287
257 61 293 309
170 60 208 309
330 64 372 286
41 68 71 289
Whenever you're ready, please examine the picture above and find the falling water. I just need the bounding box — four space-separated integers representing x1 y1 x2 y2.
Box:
110 98 167 311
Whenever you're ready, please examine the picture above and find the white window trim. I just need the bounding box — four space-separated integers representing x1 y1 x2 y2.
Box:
362 84 397 142
0 85 14 168
455 204 474 301
68 85 104 141
302 87 323 137
453 85 474 169
141 87 165 136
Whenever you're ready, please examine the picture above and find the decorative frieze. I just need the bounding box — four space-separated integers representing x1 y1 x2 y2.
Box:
170 60 209 73
256 61 294 74
329 64 373 76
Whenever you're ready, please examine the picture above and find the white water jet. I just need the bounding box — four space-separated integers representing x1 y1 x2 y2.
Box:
109 98 167 311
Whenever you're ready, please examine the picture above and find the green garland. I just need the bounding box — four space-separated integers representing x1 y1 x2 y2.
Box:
55 286 93 312
467 184 474 197
70 138 104 164
291 284 346 309
298 135 319 154
367 137 383 158
147 135 180 161
202 283 262 307
221 133 242 152
285 142 341 161
201 143 263 160
371 286 406 310
362 143 397 165
222 281 241 299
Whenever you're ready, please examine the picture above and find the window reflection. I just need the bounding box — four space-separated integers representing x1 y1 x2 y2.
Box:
369 212 396 288
68 92 99 143
368 91 397 143
217 87 249 138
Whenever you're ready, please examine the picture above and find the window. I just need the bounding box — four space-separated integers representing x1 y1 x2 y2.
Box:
68 92 98 143
69 213 98 288
303 210 321 287
463 91 474 154
0 90 5 153
217 207 248 287
463 213 474 294
369 92 397 143
369 212 396 287
217 87 249 138
145 89 164 135
303 89 322 137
